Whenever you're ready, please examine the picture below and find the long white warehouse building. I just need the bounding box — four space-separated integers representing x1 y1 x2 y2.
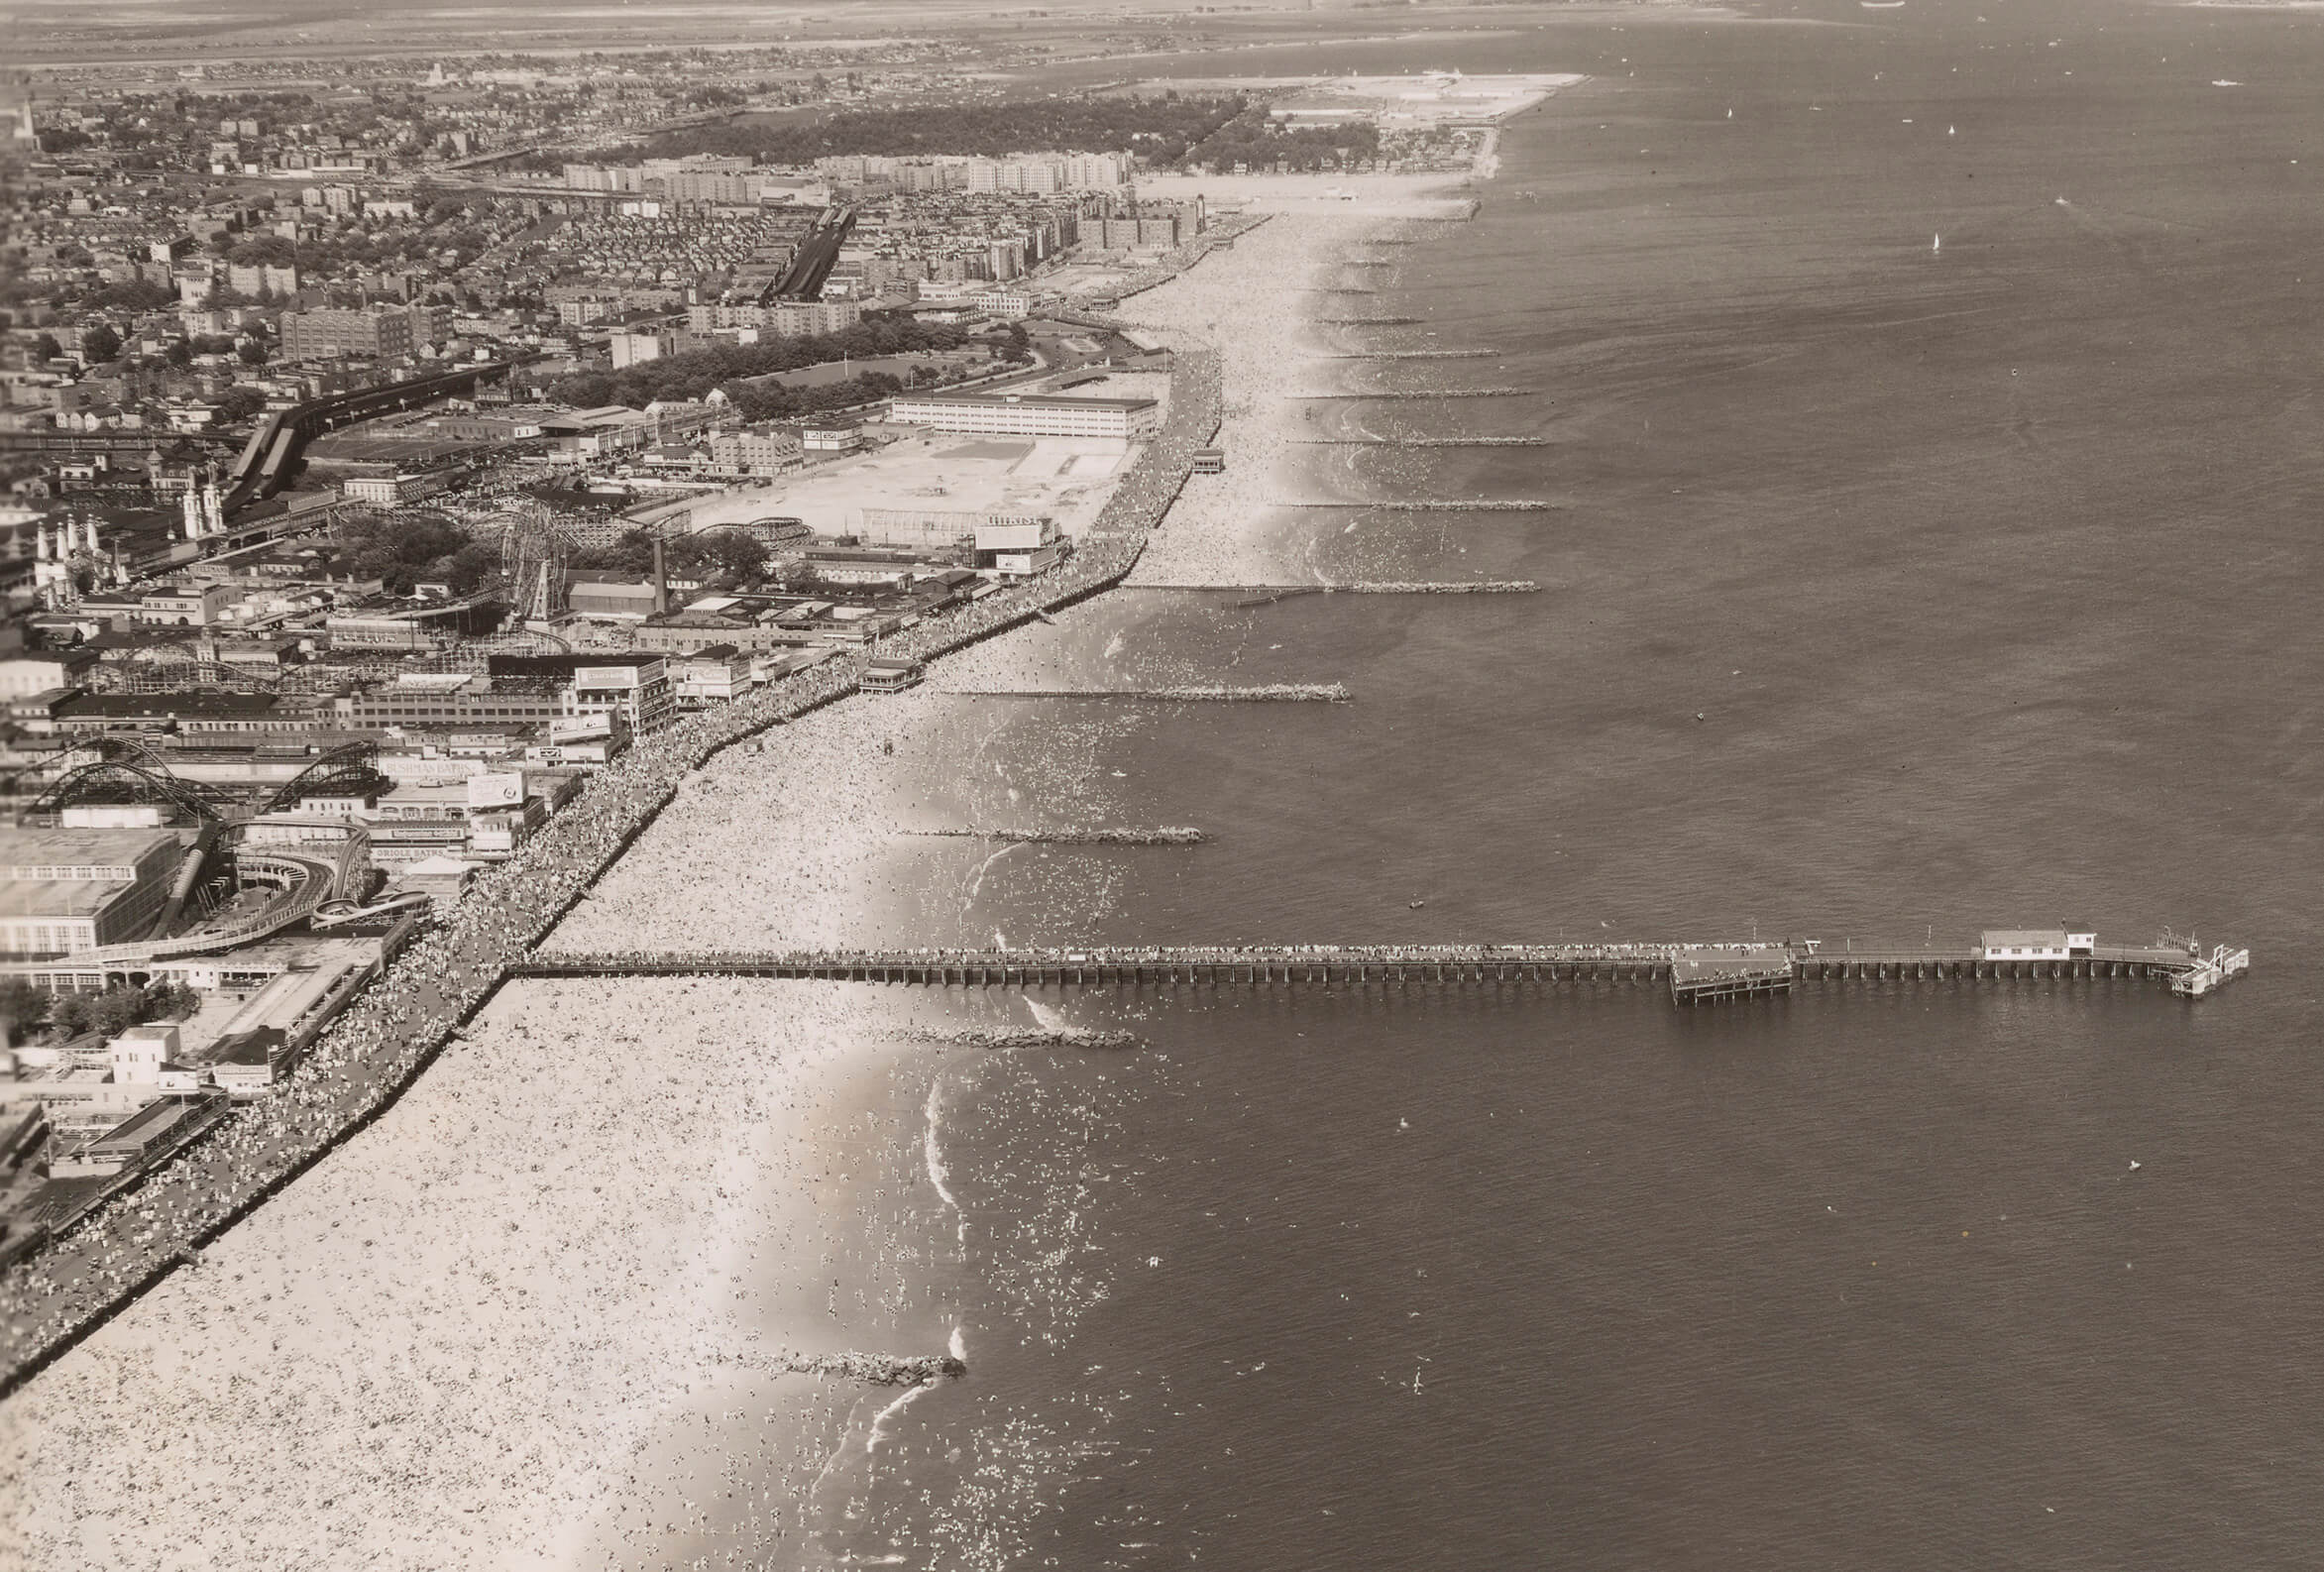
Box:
885 392 1160 440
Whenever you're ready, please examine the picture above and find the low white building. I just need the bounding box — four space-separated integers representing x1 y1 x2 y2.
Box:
885 392 1157 441
1976 928 2097 960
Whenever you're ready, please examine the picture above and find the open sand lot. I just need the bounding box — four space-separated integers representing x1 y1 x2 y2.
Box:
636 426 1141 542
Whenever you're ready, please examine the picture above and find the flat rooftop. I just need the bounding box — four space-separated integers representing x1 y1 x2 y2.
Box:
1669 948 1795 982
0 827 182 875
0 881 135 921
897 393 1157 412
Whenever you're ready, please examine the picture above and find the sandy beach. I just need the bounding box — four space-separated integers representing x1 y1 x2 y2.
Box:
0 977 975 1572
0 151 1481 1572
1122 171 1483 588
550 627 1159 955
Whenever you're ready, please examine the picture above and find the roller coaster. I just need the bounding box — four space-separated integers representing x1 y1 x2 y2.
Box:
24 755 232 826
252 743 393 818
95 640 283 696
12 742 398 963
217 360 516 517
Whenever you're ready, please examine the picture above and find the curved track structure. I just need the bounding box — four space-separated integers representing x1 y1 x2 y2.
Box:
52 829 372 966
309 889 433 929
254 743 392 818
25 760 227 826
103 642 282 695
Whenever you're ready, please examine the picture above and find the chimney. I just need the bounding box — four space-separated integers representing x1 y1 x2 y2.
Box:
651 530 669 616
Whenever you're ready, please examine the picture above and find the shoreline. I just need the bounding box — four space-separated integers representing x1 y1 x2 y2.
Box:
0 258 1224 1399
0 123 1505 1398
0 131 1498 1570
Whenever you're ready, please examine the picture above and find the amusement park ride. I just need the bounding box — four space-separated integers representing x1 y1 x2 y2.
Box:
5 738 422 965
498 499 572 628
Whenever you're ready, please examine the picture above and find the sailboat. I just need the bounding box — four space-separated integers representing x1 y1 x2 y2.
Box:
1933 234 1941 254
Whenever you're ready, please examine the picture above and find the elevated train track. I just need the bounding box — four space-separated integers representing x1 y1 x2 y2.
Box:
217 360 517 518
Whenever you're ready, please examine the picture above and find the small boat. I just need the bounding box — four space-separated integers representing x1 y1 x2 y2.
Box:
1861 3 1906 9
1408 899 1426 909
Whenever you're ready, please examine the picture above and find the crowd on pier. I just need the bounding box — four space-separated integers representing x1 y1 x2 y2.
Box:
0 332 1226 1386
533 940 1724 973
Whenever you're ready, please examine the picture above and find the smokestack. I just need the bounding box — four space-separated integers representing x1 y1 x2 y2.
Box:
651 530 669 617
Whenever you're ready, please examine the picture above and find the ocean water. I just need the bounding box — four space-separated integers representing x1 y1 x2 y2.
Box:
701 9 2324 1568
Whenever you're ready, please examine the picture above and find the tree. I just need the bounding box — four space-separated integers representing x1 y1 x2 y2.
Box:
336 509 498 596
0 978 48 1048
237 338 269 367
80 323 122 363
86 278 173 312
214 387 268 422
696 527 767 581
574 525 765 583
592 91 1247 167
43 979 191 1042
32 333 61 363
164 338 193 369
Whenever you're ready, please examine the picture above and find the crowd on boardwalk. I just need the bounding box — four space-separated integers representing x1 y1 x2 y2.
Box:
0 330 1225 1387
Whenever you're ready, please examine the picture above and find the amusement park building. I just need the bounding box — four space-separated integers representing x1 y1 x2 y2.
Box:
0 827 183 958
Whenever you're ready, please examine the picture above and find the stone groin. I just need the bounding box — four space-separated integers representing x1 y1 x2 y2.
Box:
1290 436 1547 447
906 826 1206 845
1331 580 1541 594
1269 500 1553 512
1315 315 1429 326
1308 349 1497 360
721 1349 970 1388
949 684 1350 703
1136 582 1539 602
1285 388 1536 400
907 1027 1145 1052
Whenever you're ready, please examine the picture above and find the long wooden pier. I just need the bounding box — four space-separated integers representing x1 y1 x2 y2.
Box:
513 941 2237 1004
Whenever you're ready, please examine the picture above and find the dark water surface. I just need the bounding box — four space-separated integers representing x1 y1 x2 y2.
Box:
772 8 2324 1568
